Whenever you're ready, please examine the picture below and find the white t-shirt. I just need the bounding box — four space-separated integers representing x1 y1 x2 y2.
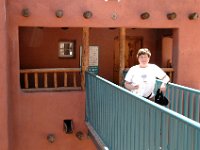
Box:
124 64 166 97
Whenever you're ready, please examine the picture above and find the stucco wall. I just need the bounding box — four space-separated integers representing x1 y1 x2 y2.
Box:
2 0 200 150
7 0 200 88
0 0 9 150
10 91 96 150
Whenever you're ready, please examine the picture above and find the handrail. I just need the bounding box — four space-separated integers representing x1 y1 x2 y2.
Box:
86 71 200 150
20 68 82 91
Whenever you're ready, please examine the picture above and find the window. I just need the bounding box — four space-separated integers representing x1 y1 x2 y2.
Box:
59 41 75 58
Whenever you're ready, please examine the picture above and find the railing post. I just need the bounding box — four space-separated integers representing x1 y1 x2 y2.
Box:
81 27 89 90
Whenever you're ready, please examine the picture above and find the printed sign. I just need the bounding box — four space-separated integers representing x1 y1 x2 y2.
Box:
80 46 99 75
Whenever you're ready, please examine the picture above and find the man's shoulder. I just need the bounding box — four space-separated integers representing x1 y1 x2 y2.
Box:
130 65 139 70
148 64 159 68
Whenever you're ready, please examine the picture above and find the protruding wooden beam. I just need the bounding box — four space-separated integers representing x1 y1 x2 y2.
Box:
188 12 199 20
119 28 126 84
81 27 89 90
22 8 30 17
167 12 177 20
83 11 93 19
55 10 64 18
140 12 150 19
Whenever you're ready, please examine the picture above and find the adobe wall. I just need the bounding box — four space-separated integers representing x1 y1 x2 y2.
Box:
7 0 200 88
1 0 200 150
0 0 9 150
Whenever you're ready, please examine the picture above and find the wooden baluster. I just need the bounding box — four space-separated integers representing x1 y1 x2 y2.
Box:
73 72 77 87
64 72 68 87
34 72 38 88
24 73 29 88
54 72 57 88
44 73 48 88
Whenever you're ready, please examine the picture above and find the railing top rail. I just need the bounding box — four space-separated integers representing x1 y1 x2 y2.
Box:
86 71 200 130
20 68 81 73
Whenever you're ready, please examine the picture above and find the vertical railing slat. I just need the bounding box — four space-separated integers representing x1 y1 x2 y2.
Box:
178 89 183 114
177 122 184 150
183 91 189 118
44 72 48 88
73 72 77 87
149 109 156 150
131 98 136 150
24 73 29 88
155 110 161 149
194 95 200 122
144 105 150 150
139 102 144 150
34 72 38 88
189 93 195 120
54 72 57 88
161 113 169 150
64 72 67 87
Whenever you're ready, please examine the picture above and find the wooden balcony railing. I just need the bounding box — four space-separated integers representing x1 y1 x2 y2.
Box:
20 68 82 91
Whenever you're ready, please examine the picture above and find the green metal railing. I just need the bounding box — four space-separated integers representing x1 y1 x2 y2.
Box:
155 80 200 122
86 72 200 150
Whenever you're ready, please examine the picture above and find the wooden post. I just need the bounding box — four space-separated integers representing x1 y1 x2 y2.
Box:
81 27 89 90
119 28 126 85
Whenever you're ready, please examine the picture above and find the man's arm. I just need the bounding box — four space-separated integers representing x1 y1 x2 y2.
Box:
124 81 139 91
160 75 170 93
